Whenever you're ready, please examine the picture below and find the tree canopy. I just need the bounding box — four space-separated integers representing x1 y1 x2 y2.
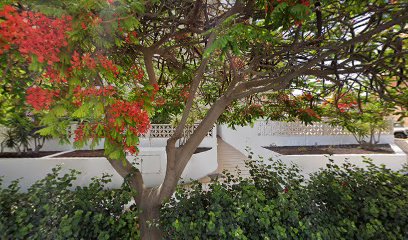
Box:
0 0 407 238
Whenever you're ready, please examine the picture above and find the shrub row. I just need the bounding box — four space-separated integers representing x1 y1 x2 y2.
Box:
0 166 139 240
1 159 408 239
161 158 408 239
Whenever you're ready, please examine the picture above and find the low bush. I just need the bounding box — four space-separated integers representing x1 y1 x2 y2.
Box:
304 159 408 239
2 159 407 239
161 158 408 239
0 166 139 240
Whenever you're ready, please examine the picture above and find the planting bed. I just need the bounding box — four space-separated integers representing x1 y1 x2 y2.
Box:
0 151 60 158
54 147 212 158
264 144 394 155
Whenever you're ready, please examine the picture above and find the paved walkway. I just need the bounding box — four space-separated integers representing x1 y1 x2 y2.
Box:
198 138 249 184
395 139 408 159
198 138 408 184
215 137 250 177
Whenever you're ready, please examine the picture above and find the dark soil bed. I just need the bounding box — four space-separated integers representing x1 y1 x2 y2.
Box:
54 147 212 158
0 151 60 158
263 144 394 155
55 149 105 158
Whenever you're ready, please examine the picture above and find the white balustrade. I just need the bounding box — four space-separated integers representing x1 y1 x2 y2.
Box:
257 119 393 137
141 124 214 139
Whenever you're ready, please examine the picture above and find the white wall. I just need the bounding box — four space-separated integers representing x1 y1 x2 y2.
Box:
250 144 407 178
0 126 218 190
0 125 217 151
218 122 394 156
0 146 218 191
218 123 406 176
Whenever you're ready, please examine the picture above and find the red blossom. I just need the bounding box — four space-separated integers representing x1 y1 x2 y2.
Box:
74 124 85 142
303 93 313 101
294 20 303 27
73 85 116 106
26 86 59 110
300 0 310 7
106 100 151 154
74 123 104 143
71 51 82 69
155 97 166 106
71 52 118 75
129 65 144 80
299 107 321 119
82 53 96 69
152 83 160 93
107 100 150 134
0 5 71 65
43 67 67 83
81 22 87 30
97 54 118 75
124 31 138 43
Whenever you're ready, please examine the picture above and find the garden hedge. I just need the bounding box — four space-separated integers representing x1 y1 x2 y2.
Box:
161 158 408 239
1 159 407 239
0 166 139 239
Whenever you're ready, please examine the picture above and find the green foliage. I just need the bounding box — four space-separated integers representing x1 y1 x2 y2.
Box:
0 113 51 153
323 94 394 147
1 113 33 153
219 91 322 128
0 166 139 239
161 157 408 239
303 160 408 239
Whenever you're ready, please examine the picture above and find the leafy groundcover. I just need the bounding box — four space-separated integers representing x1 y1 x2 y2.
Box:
1 158 408 239
0 166 139 239
161 158 408 239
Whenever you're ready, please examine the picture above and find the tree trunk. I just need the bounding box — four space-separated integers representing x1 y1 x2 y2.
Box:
139 189 162 240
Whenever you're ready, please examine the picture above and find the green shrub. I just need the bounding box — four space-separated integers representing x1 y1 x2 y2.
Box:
0 166 139 240
161 158 408 239
302 159 408 239
161 158 308 239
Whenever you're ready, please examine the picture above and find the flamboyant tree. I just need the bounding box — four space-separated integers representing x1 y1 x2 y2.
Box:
1 0 407 238
322 91 395 147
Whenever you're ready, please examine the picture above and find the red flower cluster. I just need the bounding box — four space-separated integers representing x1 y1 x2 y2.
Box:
71 51 82 69
337 102 357 112
0 5 71 64
73 85 116 106
97 54 118 75
300 0 310 7
108 100 150 134
26 86 60 110
334 94 358 112
302 93 314 101
74 124 85 142
70 51 118 75
129 65 144 81
107 100 150 154
298 107 321 119
125 31 137 43
245 104 264 115
43 67 67 83
81 53 96 69
73 123 101 142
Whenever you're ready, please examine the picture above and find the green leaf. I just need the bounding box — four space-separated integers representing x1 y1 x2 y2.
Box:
52 105 67 117
94 102 105 118
72 103 91 118
36 126 55 136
